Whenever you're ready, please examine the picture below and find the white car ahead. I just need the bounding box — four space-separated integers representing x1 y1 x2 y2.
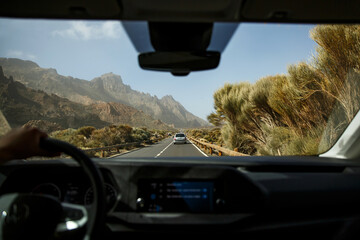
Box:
173 133 187 144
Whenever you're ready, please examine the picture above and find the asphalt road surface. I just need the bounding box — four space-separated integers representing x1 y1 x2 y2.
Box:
114 137 208 158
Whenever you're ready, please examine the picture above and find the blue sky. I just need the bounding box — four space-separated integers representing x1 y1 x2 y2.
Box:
0 18 317 121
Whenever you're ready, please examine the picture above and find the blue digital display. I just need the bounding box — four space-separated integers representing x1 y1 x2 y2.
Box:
138 180 215 213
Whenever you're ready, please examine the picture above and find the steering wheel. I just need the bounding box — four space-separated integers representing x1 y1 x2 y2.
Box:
0 138 106 240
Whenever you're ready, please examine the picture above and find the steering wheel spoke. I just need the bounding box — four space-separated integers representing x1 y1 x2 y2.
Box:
55 202 88 239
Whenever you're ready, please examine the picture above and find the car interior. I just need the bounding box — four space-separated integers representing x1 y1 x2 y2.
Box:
2 0 360 240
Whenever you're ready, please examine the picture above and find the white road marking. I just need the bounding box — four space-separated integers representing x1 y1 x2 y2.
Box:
155 140 174 158
155 138 208 158
188 139 208 157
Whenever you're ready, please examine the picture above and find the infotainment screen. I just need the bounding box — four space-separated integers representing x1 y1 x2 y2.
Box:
137 179 216 213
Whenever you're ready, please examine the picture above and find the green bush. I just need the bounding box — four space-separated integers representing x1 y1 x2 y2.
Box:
49 124 168 151
132 127 151 142
76 126 96 139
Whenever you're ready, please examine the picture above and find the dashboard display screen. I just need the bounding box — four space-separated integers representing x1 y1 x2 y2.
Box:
137 179 215 213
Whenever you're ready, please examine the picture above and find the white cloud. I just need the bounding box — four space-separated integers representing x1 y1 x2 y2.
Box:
6 50 37 60
52 21 122 40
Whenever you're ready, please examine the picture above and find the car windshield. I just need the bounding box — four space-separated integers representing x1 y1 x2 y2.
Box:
1 18 359 158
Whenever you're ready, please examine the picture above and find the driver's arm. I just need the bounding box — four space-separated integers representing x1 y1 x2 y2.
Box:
0 126 61 163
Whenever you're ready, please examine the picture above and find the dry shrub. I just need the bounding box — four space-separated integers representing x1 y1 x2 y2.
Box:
210 24 360 156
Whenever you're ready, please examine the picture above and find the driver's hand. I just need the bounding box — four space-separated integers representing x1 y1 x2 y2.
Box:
0 125 61 163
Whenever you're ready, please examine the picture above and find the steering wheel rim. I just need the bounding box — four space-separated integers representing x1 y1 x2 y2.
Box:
39 137 106 240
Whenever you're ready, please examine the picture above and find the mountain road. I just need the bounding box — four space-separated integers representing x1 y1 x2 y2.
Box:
113 137 208 158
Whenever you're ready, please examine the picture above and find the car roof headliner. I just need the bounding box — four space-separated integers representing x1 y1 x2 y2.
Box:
1 0 360 23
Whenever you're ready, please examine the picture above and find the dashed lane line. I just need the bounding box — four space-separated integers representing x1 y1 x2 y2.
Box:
155 139 208 158
155 140 174 158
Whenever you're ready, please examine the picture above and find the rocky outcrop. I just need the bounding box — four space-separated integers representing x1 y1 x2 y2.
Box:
88 102 173 130
0 70 174 131
0 58 209 128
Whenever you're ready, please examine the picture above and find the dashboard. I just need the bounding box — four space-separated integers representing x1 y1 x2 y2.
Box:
0 159 264 222
1 157 360 238
0 164 119 213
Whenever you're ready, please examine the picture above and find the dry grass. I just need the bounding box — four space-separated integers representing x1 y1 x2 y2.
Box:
208 24 360 156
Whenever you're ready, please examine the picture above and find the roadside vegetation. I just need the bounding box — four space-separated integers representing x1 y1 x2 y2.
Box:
203 24 360 156
186 128 223 146
50 124 171 157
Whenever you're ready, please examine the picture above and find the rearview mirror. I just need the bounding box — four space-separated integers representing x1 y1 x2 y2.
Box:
138 51 220 76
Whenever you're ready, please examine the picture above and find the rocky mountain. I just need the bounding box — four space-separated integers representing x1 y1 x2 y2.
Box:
0 66 174 131
88 102 172 130
0 58 209 128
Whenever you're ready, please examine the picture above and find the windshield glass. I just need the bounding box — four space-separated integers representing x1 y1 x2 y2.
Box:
1 18 359 158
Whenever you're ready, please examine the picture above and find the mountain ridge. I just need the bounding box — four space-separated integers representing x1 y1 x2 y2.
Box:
0 65 175 131
0 58 209 128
